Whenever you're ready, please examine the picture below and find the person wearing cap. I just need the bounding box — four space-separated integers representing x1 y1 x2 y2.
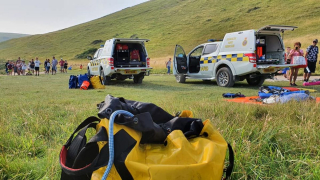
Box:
304 39 319 82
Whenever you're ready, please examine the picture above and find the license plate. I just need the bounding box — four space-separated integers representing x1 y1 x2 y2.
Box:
124 70 137 74
263 67 275 73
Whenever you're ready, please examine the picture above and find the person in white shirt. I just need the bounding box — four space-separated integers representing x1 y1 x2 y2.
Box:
21 60 28 75
34 57 41 76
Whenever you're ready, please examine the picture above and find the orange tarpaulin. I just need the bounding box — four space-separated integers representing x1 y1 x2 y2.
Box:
224 96 263 105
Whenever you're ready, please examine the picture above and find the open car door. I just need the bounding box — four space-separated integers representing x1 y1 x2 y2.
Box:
174 45 188 74
257 25 297 33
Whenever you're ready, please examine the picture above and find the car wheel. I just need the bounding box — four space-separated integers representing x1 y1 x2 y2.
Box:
246 76 265 86
133 74 144 84
216 67 234 87
175 74 186 83
100 69 111 85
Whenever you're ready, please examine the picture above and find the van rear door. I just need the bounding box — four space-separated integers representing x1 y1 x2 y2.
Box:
257 25 297 33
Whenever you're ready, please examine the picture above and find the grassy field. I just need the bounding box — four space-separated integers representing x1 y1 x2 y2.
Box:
1 72 320 179
0 0 319 61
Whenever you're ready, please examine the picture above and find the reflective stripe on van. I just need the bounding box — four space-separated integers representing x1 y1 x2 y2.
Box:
200 53 249 64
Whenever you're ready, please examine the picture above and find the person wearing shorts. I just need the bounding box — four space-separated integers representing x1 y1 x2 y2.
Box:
59 58 64 73
30 59 35 74
64 60 68 73
304 39 318 82
34 57 41 76
7 61 13 75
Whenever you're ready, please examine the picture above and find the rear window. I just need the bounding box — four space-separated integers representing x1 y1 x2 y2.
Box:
203 44 217 55
266 35 283 51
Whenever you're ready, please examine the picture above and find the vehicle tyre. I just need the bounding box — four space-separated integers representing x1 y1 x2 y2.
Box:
216 67 234 87
133 74 144 84
175 74 186 83
100 69 111 85
246 76 265 86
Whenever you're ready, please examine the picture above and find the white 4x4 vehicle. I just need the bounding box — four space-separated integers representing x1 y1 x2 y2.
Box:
173 25 298 87
87 38 152 85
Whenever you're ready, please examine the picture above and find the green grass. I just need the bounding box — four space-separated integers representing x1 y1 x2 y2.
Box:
1 72 320 179
0 0 319 61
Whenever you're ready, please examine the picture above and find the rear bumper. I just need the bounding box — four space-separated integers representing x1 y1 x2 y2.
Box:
114 67 152 76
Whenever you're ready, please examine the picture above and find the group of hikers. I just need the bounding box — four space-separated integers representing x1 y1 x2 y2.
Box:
4 56 70 76
281 39 319 86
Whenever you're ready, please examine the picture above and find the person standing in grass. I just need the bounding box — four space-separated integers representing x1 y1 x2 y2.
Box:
30 59 35 74
44 59 47 72
34 57 41 76
303 39 318 82
13 62 18 75
288 42 304 86
166 58 171 75
64 60 68 73
5 60 9 74
52 56 58 75
59 58 65 73
21 60 27 75
46 59 51 74
7 61 13 75
16 59 22 75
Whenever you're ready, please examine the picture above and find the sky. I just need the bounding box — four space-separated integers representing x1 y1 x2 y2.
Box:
0 0 149 35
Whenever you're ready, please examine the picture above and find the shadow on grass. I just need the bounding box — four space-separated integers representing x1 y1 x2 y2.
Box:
103 79 192 91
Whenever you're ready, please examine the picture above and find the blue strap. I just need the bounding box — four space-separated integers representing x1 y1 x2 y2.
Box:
101 110 134 180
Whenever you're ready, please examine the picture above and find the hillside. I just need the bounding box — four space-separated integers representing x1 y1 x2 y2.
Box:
0 32 29 43
0 0 319 61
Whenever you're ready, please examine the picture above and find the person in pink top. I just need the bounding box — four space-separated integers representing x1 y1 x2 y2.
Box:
59 58 65 73
288 42 304 86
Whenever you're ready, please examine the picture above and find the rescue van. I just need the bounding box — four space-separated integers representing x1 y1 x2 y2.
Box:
173 25 298 87
87 38 152 85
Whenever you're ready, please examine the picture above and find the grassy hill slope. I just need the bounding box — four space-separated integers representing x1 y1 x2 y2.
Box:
0 32 29 43
0 0 319 61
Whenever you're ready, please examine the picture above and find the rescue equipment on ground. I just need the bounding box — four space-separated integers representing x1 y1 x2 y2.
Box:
222 92 245 98
90 76 105 89
80 81 90 90
303 79 320 86
60 95 234 180
78 74 90 88
69 75 78 89
258 86 309 99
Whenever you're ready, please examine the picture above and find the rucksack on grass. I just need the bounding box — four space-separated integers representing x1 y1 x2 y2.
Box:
60 95 234 180
69 75 78 89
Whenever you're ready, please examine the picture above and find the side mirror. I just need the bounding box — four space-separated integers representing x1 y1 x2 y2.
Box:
87 56 93 60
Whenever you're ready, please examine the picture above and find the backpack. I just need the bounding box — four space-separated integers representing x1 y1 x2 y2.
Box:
59 95 234 180
69 75 78 89
130 50 140 61
80 81 90 90
78 74 90 88
90 76 105 89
